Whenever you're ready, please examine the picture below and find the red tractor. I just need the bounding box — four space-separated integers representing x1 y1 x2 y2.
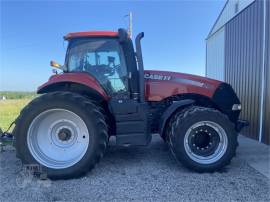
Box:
14 29 248 179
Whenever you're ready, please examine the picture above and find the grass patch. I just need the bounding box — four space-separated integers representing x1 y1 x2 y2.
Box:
0 99 31 131
0 91 36 100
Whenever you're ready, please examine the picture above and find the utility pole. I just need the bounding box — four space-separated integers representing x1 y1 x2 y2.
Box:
124 12 132 38
128 12 132 38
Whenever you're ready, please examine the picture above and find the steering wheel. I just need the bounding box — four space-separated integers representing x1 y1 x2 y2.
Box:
97 64 121 76
86 65 113 76
101 65 115 76
110 64 121 75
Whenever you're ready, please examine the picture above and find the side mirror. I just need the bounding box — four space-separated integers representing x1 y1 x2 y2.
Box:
50 60 62 68
118 28 129 43
50 60 66 71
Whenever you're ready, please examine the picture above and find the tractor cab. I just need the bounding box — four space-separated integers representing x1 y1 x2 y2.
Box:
61 29 144 101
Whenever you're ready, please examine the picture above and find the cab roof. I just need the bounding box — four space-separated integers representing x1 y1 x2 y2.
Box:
64 31 118 40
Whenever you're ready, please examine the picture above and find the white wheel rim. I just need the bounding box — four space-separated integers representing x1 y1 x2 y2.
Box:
27 109 90 169
184 121 228 164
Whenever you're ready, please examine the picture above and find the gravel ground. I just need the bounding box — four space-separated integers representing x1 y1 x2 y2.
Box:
0 134 269 202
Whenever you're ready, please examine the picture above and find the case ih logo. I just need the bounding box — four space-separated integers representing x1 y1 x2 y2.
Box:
144 73 171 81
144 73 211 88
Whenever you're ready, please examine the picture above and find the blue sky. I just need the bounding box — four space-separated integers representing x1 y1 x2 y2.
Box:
0 0 225 91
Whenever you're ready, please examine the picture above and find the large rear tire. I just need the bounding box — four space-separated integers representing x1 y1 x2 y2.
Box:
14 92 108 179
167 106 237 172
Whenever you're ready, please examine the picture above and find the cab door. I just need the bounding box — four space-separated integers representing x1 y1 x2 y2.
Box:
108 39 150 145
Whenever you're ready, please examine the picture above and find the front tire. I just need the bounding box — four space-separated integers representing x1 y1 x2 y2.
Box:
14 92 108 179
167 106 237 172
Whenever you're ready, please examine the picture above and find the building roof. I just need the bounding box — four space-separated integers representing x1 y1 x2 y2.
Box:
207 0 255 39
64 31 118 40
207 0 229 39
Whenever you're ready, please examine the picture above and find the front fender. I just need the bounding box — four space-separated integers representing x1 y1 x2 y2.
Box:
159 99 194 136
37 73 109 100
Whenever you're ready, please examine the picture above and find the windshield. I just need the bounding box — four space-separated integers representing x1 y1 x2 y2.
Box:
66 38 129 96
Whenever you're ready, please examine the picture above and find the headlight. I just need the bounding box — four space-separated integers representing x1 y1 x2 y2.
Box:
232 104 241 111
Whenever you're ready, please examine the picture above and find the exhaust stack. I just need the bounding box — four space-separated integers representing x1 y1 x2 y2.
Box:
135 32 145 103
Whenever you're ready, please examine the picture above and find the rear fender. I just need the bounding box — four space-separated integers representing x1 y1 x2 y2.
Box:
159 99 194 136
37 73 109 101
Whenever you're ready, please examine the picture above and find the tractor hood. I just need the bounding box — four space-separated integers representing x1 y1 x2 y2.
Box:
144 70 222 101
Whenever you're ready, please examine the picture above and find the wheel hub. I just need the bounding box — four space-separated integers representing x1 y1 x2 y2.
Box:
193 130 210 148
58 128 72 141
189 125 220 157
50 121 78 148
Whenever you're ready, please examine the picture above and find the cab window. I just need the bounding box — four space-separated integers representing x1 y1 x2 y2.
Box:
67 38 129 96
